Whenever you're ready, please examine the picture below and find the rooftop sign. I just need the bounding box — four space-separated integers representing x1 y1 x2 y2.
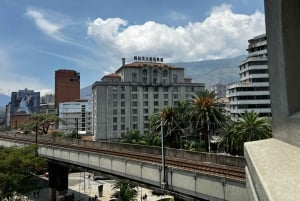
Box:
133 56 163 63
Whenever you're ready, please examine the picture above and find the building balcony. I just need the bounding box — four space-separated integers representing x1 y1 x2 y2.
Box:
239 65 268 74
227 90 270 97
230 99 270 105
227 82 269 90
229 108 271 114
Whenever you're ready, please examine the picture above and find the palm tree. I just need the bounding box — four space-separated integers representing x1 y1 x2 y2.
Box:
218 111 272 155
111 180 138 201
190 89 226 152
217 121 238 155
150 101 192 148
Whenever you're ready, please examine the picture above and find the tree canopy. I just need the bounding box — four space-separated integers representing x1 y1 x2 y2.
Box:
0 145 47 200
111 180 138 201
23 114 61 135
218 111 272 155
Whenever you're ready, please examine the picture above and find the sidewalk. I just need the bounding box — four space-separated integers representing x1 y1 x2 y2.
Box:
25 172 173 201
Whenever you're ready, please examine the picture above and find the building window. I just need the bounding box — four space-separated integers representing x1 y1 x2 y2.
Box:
143 101 148 106
173 94 178 99
133 124 137 129
121 94 125 99
113 94 117 99
153 69 158 83
132 73 137 82
113 101 117 107
142 69 148 83
144 116 149 121
133 116 138 122
164 94 168 99
164 101 168 106
153 94 159 99
121 125 125 130
132 109 138 114
113 117 117 123
143 86 148 92
113 109 117 115
113 125 118 131
173 87 178 92
143 108 148 113
121 109 125 115
121 101 125 107
121 86 125 91
163 70 168 77
174 101 179 106
154 101 159 106
132 94 137 99
173 74 178 83
164 87 168 92
154 87 159 92
121 117 125 123
144 123 149 129
143 94 148 99
132 101 137 107
132 86 137 91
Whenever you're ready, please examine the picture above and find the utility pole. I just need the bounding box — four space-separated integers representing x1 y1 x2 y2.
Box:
161 120 166 188
75 118 79 139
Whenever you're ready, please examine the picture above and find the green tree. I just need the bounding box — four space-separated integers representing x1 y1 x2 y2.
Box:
218 111 272 155
190 89 227 152
0 145 47 200
111 180 138 201
121 129 146 145
143 132 161 146
23 114 62 135
150 101 192 148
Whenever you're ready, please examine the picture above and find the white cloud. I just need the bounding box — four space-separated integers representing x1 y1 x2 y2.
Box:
87 4 265 62
0 73 53 96
25 8 69 42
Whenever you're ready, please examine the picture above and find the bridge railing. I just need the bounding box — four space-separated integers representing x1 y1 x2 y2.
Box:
1 132 245 168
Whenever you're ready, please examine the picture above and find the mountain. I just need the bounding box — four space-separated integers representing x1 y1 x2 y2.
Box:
80 55 245 99
80 85 93 100
171 55 245 88
0 94 10 107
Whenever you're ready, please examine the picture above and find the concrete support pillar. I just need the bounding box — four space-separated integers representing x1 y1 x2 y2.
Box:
48 162 69 201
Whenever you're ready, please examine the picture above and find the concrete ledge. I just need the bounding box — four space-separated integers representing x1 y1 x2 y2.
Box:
244 138 300 201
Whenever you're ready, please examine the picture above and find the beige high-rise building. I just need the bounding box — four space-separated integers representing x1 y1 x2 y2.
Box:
92 58 205 141
227 34 271 119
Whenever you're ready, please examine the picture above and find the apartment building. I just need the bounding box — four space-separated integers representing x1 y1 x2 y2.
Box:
227 34 271 119
58 100 92 135
92 58 205 141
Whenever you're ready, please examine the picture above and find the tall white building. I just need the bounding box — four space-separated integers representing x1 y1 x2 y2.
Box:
227 34 271 119
92 58 205 141
59 100 92 135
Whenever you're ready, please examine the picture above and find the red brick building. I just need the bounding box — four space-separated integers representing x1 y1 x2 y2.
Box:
55 70 80 108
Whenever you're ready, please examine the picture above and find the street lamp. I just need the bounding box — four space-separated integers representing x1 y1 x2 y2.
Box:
206 112 211 153
161 120 167 188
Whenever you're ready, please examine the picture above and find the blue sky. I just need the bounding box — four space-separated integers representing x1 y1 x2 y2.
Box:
0 0 265 96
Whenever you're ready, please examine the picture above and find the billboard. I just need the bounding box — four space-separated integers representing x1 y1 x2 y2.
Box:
11 89 40 115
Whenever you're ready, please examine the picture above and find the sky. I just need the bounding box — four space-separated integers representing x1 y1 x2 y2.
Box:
0 0 265 96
